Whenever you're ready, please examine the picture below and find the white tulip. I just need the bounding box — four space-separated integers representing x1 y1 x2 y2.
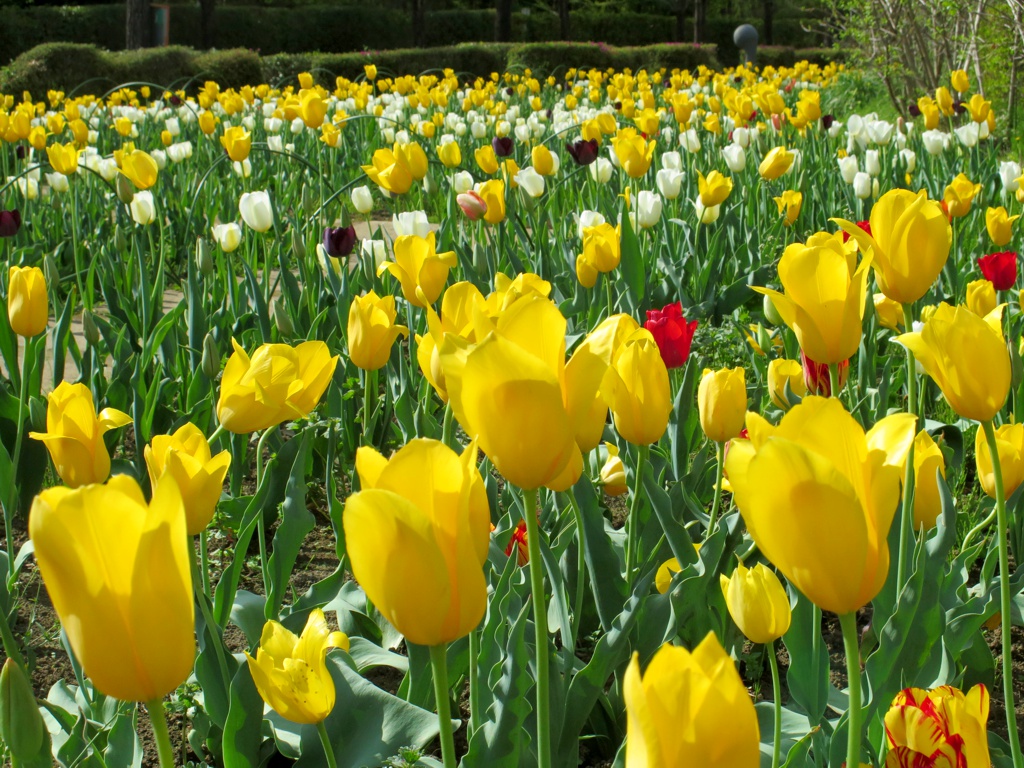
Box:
921 129 947 155
514 123 531 143
866 120 894 145
721 143 746 173
631 191 662 229
453 171 474 194
656 168 684 200
393 210 430 238
853 171 872 199
130 190 156 225
150 149 167 170
732 126 751 148
898 148 916 173
232 159 252 178
290 117 305 135
45 172 69 193
661 151 682 171
999 161 1021 193
471 121 488 140
607 145 620 169
578 210 606 238
239 190 273 232
165 117 180 136
680 128 701 153
694 199 720 224
828 120 844 139
589 157 613 184
362 239 387 270
264 117 283 133
954 123 979 148
351 185 373 215
212 222 242 252
515 167 545 198
838 155 859 185
167 141 193 163
267 135 284 152
865 149 881 177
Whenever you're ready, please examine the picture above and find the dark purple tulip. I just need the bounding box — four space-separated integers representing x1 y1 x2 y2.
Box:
566 139 599 166
822 114 835 130
322 225 357 257
908 103 921 118
0 210 21 238
953 100 967 116
170 94 183 107
505 87 514 96
613 101 623 111
15 146 26 160
492 136 514 157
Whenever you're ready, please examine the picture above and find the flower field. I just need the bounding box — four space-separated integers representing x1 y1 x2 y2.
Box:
0 58 1022 768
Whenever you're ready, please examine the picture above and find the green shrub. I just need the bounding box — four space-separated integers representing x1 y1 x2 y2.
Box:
1 42 115 97
193 48 264 89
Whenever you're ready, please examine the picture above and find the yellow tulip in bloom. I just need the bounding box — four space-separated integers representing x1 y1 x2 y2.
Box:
364 64 377 81
344 439 490 645
198 110 218 136
347 291 410 371
909 430 946 529
895 303 1009 423
719 560 792 644
774 190 802 226
873 294 904 332
8 266 48 337
698 367 747 442
29 475 194 702
298 89 327 129
395 141 428 181
378 232 458 307
477 179 506 224
474 144 499 175
965 279 997 317
767 358 806 409
532 144 556 176
623 633 760 767
884 685 990 768
697 170 733 207
580 222 621 273
755 231 871 365
361 148 413 195
219 125 251 162
986 206 1019 247
835 189 951 304
944 173 981 219
416 282 489 402
144 423 231 536
601 328 673 446
119 149 158 190
758 146 794 180
29 382 132 488
46 142 79 176
600 442 627 496
246 609 348 724
217 339 339 433
28 126 46 151
966 94 991 124
936 86 955 116
437 140 461 168
951 69 970 93
576 254 599 288
655 557 683 594
611 128 656 178
726 396 913 614
975 422 1024 500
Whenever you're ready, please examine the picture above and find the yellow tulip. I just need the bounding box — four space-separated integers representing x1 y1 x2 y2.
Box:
29 475 194 702
834 189 951 304
361 148 413 195
719 560 792 644
297 89 327 129
576 254 599 288
697 170 733 206
975 422 1024 500
698 367 747 442
611 128 656 178
623 633 760 767
755 231 871 365
378 232 458 308
884 685 990 768
114 116 132 137
936 86 955 116
198 110 218 136
895 303 1009 423
601 328 673 446
246 608 348 724
46 142 79 176
416 282 488 401
758 146 794 180
966 279 997 317
944 173 981 219
951 69 970 93
581 222 621 273
774 190 802 226
986 206 1019 247
144 424 231 536
394 141 428 181
344 439 490 645
873 293 904 332
474 144 499 174
966 94 990 124
216 339 339 433
347 291 410 371
364 64 377 81
119 149 158 190
655 557 683 594
600 442 627 496
437 140 461 168
531 144 556 176
767 358 806 409
28 126 46 151
908 430 946 529
219 125 251 162
726 396 913 614
477 179 506 225
8 266 48 337
29 382 131 487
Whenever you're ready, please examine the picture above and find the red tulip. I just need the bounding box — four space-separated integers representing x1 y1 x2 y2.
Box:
800 350 848 396
643 301 697 369
977 251 1018 291
841 220 872 243
0 210 21 238
504 519 528 566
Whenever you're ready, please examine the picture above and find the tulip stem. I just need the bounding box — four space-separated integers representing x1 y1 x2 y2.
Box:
207 423 225 449
428 644 457 768
604 272 614 319
768 641 782 768
624 444 650 582
441 402 455 449
315 719 339 768
199 530 212 597
567 488 586 650
705 441 725 540
191 544 232 690
145 699 175 768
981 419 1024 768
362 367 378 442
255 426 276 597
827 362 841 400
895 303 919 599
468 628 481 736
522 489 552 768
838 612 863 768
4 335 30 582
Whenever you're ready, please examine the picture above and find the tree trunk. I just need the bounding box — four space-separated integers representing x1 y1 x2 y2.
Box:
558 0 570 40
674 0 690 41
763 0 774 45
495 0 512 42
125 0 151 49
692 0 705 43
411 0 426 47
200 0 215 49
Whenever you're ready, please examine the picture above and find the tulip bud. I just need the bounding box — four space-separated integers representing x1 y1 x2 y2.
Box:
291 229 306 261
201 333 219 379
43 253 60 288
422 171 437 195
28 396 46 432
273 298 294 337
115 172 135 205
301 184 317 216
196 238 214 276
83 309 101 346
0 659 46 762
114 224 128 253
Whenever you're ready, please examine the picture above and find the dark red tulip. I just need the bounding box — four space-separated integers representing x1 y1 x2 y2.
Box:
908 103 921 118
504 519 528 566
492 136 514 157
822 114 835 130
800 350 849 397
978 251 1018 291
0 209 21 238
322 225 357 258
644 301 697 369
566 139 599 166
842 220 872 242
